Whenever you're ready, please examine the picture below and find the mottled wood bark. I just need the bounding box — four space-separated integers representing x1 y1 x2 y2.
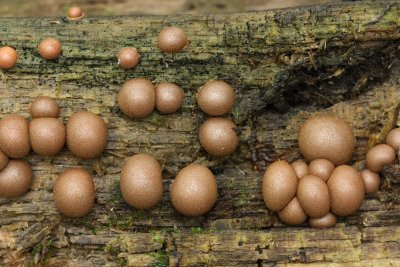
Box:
0 0 342 17
0 1 399 266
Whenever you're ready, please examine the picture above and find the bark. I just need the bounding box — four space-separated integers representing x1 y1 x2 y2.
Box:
0 1 399 266
0 0 342 17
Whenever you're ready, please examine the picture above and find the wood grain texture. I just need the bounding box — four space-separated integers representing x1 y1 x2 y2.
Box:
0 1 399 266
0 0 342 17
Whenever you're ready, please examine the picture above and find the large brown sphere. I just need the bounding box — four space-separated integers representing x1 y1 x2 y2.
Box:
197 80 236 116
290 160 308 179
29 118 65 156
53 168 95 218
118 78 156 118
328 165 365 216
309 158 335 182
38 38 61 60
117 47 140 69
386 128 400 150
360 169 380 194
0 160 33 198
0 46 18 70
298 115 355 165
155 82 184 114
0 114 31 158
120 154 163 209
157 26 188 53
29 96 60 118
199 117 239 157
66 111 108 159
365 144 396 173
262 160 298 211
297 175 330 218
278 197 307 225
170 164 218 217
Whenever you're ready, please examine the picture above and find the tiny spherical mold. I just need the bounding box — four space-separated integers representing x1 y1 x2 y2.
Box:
53 168 95 218
0 160 33 198
29 118 65 156
157 26 188 53
118 78 155 118
262 160 298 211
67 6 84 20
66 111 108 159
308 213 336 228
38 37 61 60
290 160 308 179
297 175 330 218
155 82 184 114
170 164 218 217
328 165 365 216
386 128 400 151
365 144 396 173
0 114 31 158
197 80 236 116
117 47 140 69
30 96 60 118
298 115 355 165
120 154 163 209
0 46 18 70
309 159 335 182
360 169 380 194
199 117 239 157
278 197 307 225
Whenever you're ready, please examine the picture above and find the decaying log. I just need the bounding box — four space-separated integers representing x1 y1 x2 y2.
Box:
0 1 399 266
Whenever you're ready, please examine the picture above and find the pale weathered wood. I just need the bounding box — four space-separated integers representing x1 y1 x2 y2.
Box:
0 1 399 266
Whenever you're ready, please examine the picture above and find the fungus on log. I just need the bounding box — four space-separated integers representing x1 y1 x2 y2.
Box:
0 1 399 266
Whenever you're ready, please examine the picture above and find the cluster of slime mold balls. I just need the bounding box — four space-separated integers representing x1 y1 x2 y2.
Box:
262 114 400 228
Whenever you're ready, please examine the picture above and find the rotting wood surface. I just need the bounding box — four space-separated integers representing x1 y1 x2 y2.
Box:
0 1 399 266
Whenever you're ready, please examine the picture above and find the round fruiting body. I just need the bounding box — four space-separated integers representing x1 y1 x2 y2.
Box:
290 160 308 179
278 197 307 225
53 168 95 218
0 160 33 198
29 118 65 156
118 78 155 118
308 213 337 228
365 144 396 173
360 169 380 194
298 115 355 165
155 82 184 114
120 154 163 209
66 111 108 159
67 6 84 20
0 114 31 158
0 46 18 70
328 165 365 216
309 159 335 182
170 164 218 217
262 160 298 211
157 26 188 53
38 38 61 60
29 96 60 118
117 47 140 69
197 80 236 116
297 175 330 218
386 128 400 150
199 117 239 157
